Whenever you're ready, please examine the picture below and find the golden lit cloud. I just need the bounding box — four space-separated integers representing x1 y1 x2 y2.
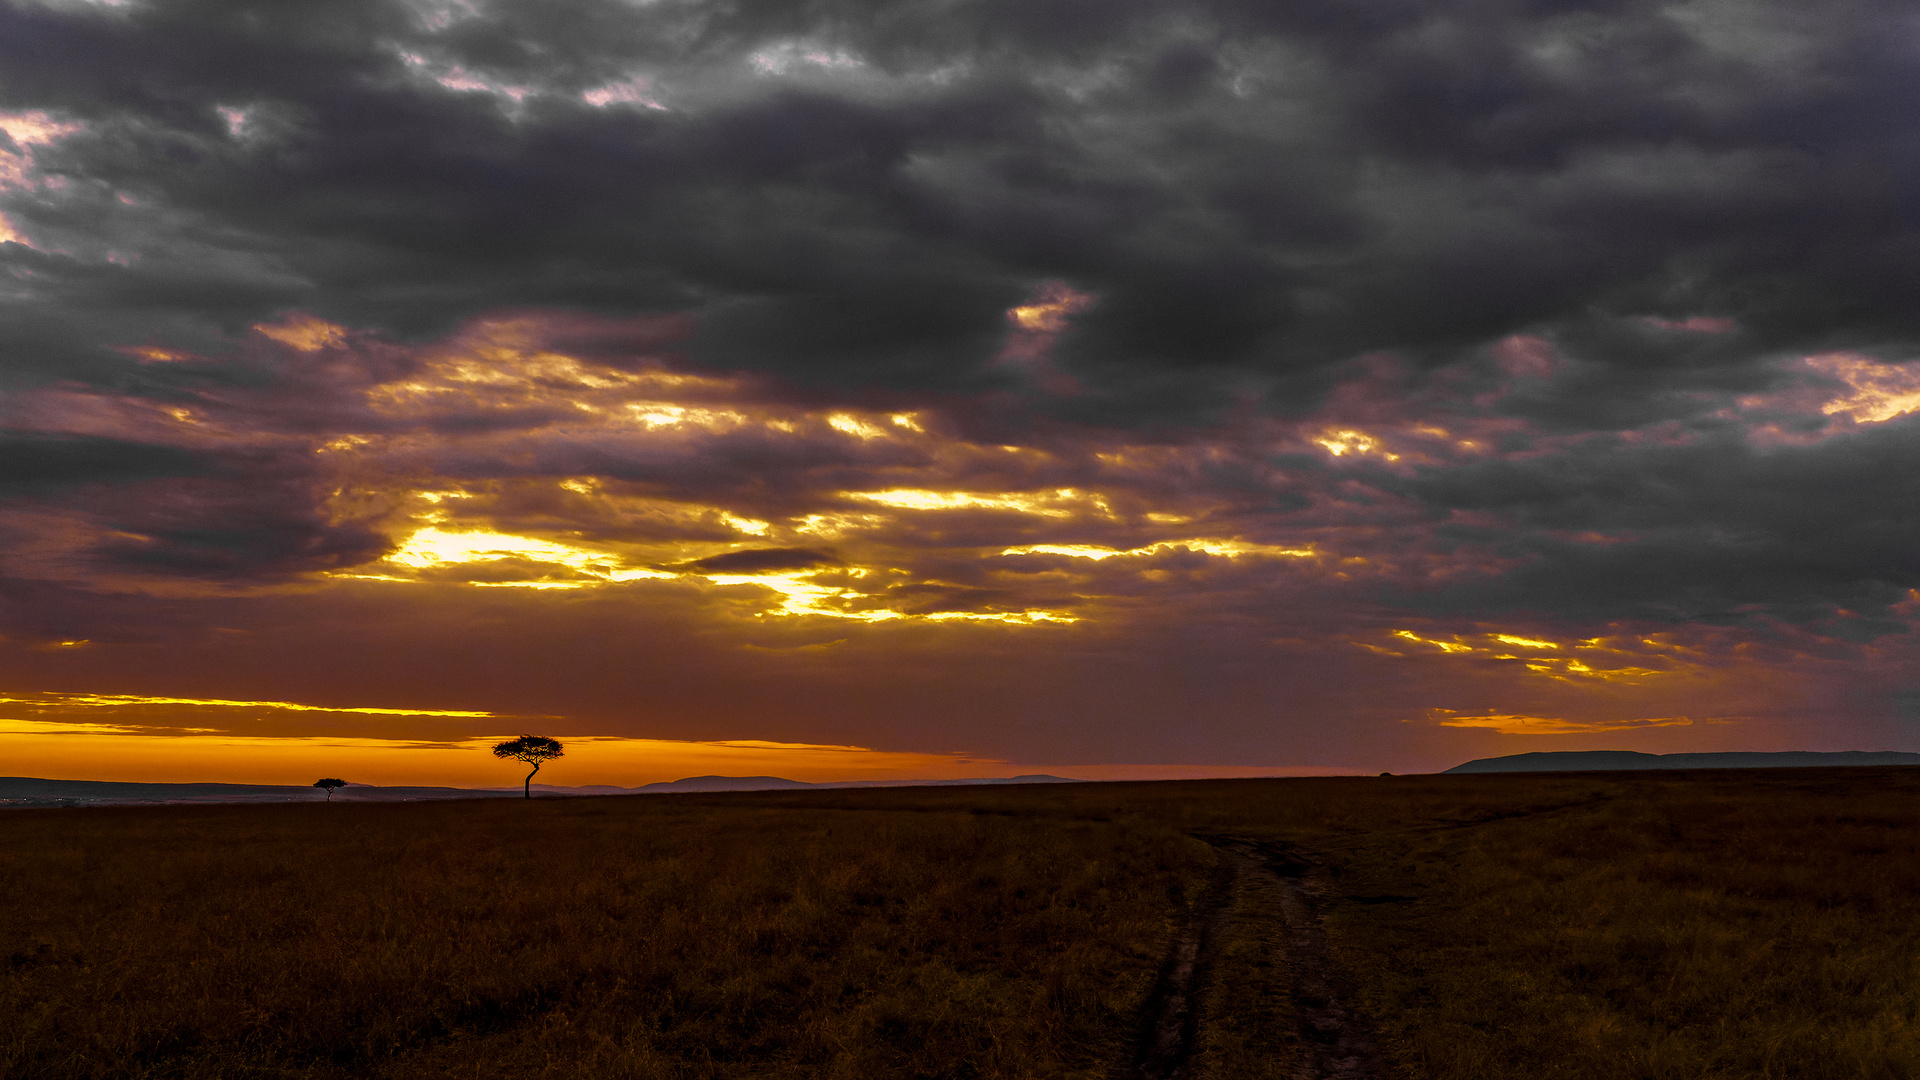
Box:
705 571 1075 623
1393 629 1473 653
999 281 1095 381
0 110 82 148
357 522 1079 623
581 76 666 110
386 527 626 576
0 689 501 717
1316 429 1398 460
850 488 1104 517
924 610 1077 624
795 512 890 537
0 716 228 737
703 571 903 620
1380 630 1679 682
1001 543 1126 560
338 524 681 590
255 314 348 352
1001 539 1315 560
1524 658 1671 684
827 413 890 439
0 111 84 247
1426 710 1695 735
625 402 754 430
1007 281 1095 332
1807 352 1920 423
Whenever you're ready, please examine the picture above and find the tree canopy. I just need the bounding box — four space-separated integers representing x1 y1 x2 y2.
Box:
492 735 564 799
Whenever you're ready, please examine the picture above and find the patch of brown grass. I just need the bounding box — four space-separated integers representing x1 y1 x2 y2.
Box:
11 770 1920 1078
1311 769 1920 1080
0 792 1209 1079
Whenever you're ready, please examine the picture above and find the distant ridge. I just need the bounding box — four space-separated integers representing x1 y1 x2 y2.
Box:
0 773 1085 808
914 774 1082 787
1444 750 1920 774
634 774 1083 793
0 777 523 807
634 775 817 793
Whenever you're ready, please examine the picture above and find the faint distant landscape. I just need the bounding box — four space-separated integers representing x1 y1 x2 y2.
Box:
1442 750 1920 773
0 773 1082 808
13 751 1920 808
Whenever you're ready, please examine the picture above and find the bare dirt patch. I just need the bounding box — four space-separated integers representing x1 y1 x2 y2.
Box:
1119 856 1239 1079
1216 838 1392 1080
1123 836 1392 1080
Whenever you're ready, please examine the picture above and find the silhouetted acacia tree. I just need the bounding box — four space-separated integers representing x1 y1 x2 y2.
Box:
313 778 346 801
492 735 564 799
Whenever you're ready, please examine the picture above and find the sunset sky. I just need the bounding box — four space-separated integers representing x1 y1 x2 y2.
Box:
3 0 1919 786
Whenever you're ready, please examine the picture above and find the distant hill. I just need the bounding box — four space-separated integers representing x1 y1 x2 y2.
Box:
912 774 1083 787
634 774 1083 793
1444 750 1920 774
634 775 818 793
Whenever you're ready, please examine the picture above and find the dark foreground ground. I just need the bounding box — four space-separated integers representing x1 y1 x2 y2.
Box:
5 768 1919 1079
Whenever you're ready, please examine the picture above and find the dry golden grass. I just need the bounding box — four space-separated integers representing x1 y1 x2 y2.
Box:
7 769 1920 1079
1313 769 1920 1080
0 791 1210 1079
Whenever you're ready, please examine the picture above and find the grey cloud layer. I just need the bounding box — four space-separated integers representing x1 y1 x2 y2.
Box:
10 0 1920 383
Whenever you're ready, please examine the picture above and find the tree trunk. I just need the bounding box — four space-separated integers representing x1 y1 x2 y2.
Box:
524 761 540 799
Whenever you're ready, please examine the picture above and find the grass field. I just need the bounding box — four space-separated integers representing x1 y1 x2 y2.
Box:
4 769 1919 1078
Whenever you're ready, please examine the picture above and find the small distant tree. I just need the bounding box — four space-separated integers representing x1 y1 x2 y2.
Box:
313 778 347 801
492 735 564 799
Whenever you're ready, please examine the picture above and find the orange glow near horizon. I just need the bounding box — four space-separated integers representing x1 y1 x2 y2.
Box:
0 684 1363 787
0 717 1011 787
0 717 1359 788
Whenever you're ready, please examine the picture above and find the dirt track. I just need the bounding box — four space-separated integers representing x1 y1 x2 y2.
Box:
1119 838 1391 1080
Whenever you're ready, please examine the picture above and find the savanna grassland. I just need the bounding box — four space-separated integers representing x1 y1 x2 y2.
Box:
4 769 1920 1079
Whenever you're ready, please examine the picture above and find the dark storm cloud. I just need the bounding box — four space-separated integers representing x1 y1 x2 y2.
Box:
4 0 1917 394
1389 414 1920 624
684 547 841 572
0 433 206 493
87 474 391 579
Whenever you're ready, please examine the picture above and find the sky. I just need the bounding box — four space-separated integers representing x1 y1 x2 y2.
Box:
4 0 1920 786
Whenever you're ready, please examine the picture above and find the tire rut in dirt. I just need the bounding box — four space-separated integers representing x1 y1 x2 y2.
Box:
1117 855 1240 1079
1209 837 1393 1080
